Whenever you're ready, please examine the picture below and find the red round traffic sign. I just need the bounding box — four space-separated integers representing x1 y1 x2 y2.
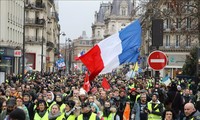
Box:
148 51 167 71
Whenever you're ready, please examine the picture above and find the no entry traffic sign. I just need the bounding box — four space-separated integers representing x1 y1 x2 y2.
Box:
148 51 167 71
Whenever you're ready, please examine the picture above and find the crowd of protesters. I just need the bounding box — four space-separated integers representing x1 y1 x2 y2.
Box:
0 69 200 120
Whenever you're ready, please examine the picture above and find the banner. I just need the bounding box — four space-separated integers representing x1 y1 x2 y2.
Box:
56 58 66 70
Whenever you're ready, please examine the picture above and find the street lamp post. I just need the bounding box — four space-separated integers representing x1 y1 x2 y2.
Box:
58 32 66 54
65 38 71 74
22 1 26 80
41 28 44 75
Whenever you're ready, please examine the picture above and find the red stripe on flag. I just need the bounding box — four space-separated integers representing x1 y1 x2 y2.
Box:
79 45 104 80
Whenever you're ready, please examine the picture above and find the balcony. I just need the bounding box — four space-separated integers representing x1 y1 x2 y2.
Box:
25 3 45 10
25 36 44 45
25 18 45 27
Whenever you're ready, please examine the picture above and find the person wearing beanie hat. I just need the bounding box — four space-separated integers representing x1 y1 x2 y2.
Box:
146 93 164 120
79 89 87 103
60 100 76 120
8 108 26 120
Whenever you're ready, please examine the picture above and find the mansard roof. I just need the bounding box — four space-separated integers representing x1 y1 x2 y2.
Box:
96 2 111 23
111 0 133 16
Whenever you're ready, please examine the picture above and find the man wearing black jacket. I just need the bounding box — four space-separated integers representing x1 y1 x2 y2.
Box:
166 82 183 118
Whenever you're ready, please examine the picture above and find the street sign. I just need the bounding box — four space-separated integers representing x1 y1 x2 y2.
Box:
14 50 22 57
148 51 167 71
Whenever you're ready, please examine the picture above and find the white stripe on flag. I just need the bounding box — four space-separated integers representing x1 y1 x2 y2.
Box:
150 59 165 63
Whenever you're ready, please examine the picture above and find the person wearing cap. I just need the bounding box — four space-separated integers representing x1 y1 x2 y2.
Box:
33 100 49 120
145 93 164 120
76 102 100 120
48 104 63 120
60 100 76 120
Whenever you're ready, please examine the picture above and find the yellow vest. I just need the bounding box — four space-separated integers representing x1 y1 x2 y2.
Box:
128 83 135 89
103 113 116 120
59 113 76 120
47 101 56 111
135 94 140 103
60 104 66 113
77 112 97 120
34 111 48 120
147 102 161 120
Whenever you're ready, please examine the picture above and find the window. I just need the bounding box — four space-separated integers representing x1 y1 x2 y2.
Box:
186 17 191 29
121 9 126 16
165 35 170 47
86 41 89 45
165 19 170 29
97 31 100 36
112 24 115 31
186 35 191 47
176 18 181 29
175 35 180 48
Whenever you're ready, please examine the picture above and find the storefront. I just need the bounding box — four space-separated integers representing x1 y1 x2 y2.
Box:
0 47 14 74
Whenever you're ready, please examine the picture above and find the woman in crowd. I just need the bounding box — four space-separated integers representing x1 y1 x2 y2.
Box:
61 100 76 120
48 104 62 120
34 100 49 120
162 109 176 120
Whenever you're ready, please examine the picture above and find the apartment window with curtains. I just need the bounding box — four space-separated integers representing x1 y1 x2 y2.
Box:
165 35 170 47
175 35 180 48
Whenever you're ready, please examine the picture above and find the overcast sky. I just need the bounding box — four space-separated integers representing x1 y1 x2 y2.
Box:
58 1 110 43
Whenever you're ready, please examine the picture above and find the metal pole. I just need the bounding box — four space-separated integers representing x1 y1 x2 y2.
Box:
65 38 67 74
41 28 44 75
22 1 25 81
68 41 71 74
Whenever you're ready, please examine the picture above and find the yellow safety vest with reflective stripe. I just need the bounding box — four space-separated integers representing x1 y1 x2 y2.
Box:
34 111 48 120
147 102 161 120
77 112 97 120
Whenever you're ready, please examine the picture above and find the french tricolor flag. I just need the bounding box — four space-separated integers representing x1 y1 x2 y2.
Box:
79 20 142 80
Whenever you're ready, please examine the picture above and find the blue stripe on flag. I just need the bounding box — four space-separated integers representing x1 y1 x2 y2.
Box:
118 20 142 65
